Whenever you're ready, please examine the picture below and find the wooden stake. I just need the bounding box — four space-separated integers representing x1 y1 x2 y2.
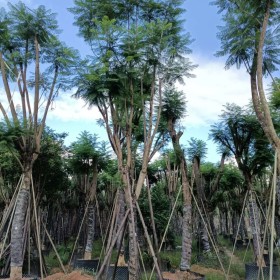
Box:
136 202 163 280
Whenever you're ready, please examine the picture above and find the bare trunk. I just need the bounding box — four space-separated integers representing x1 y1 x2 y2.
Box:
193 158 210 253
180 159 192 271
127 201 139 279
198 215 211 253
84 161 98 260
116 189 126 251
10 169 31 280
248 191 265 267
84 203 95 260
209 212 218 242
180 204 192 270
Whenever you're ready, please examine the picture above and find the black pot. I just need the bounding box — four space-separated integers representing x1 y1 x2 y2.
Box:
245 263 280 280
107 266 129 280
74 259 100 272
263 254 270 266
232 239 243 248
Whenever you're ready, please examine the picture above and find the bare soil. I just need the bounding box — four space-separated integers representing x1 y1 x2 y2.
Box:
44 271 93 280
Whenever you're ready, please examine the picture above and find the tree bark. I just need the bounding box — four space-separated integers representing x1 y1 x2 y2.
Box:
10 168 31 280
84 161 98 260
179 158 192 271
248 190 265 267
84 203 95 260
116 189 126 251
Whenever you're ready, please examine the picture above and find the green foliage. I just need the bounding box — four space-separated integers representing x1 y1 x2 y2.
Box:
213 0 280 74
44 242 73 270
71 0 195 163
209 103 273 179
161 87 187 124
211 164 244 212
32 127 71 204
187 137 208 163
138 182 175 246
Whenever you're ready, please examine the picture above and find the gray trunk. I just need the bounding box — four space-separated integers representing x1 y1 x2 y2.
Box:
248 191 264 266
116 189 126 251
200 215 211 252
240 215 247 241
209 212 217 242
84 203 95 259
10 188 29 267
128 203 139 280
180 205 192 270
232 212 238 240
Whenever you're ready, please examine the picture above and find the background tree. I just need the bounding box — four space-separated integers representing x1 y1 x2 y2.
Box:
213 0 280 245
209 103 273 266
161 87 192 271
0 3 79 278
68 131 108 260
187 138 211 253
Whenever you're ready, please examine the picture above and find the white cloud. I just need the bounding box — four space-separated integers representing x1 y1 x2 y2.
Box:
0 88 101 123
178 55 269 127
47 91 101 122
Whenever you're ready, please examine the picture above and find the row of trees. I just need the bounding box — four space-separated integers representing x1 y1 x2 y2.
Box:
1 0 280 279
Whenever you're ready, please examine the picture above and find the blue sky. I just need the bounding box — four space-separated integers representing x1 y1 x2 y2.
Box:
0 0 257 163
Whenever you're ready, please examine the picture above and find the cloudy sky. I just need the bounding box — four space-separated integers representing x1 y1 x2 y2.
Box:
0 0 267 162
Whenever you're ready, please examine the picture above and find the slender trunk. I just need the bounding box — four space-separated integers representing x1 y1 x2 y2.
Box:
126 196 139 279
116 189 126 251
146 178 159 252
248 190 265 267
10 167 32 280
84 161 98 260
180 159 192 271
193 158 210 253
84 203 95 260
209 211 218 242
121 167 139 280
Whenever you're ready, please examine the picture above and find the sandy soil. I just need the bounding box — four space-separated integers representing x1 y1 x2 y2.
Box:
44 271 93 280
162 269 206 280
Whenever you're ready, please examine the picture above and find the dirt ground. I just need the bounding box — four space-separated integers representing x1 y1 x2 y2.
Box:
17 267 216 280
44 271 93 280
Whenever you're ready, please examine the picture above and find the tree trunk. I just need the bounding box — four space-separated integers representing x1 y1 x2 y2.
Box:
10 169 31 280
127 201 139 279
122 167 139 280
193 158 210 253
84 203 95 260
116 189 126 251
248 190 265 267
209 211 218 242
84 161 98 260
180 159 192 271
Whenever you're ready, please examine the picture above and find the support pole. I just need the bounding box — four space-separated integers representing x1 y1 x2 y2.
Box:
270 152 277 280
136 202 163 280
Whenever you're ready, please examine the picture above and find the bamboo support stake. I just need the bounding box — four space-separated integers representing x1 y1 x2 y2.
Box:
42 223 66 273
31 176 44 280
270 151 277 280
149 183 182 280
0 175 23 235
189 184 227 277
226 190 248 278
68 199 90 267
136 202 163 280
96 209 130 280
0 177 22 260
138 241 148 280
